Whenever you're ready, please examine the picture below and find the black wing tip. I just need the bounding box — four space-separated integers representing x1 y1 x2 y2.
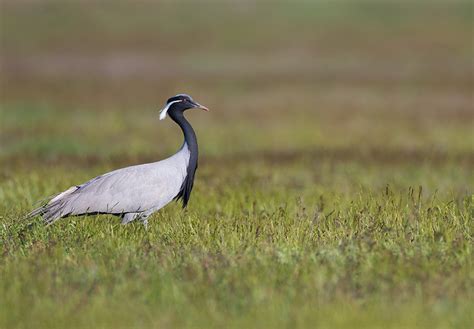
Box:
174 192 190 208
174 159 197 209
182 199 189 209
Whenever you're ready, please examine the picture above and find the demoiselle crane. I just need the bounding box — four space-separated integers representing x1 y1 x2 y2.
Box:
28 94 209 227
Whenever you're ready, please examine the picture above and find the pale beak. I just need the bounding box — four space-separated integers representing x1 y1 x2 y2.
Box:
194 102 209 112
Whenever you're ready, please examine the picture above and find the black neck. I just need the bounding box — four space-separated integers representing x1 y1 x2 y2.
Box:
169 111 198 207
170 111 198 152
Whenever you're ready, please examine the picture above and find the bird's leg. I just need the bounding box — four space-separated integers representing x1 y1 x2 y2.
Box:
140 214 150 230
121 212 140 225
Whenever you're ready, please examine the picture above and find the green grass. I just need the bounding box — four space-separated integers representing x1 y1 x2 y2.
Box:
1 1 473 328
1 149 472 328
1 177 473 328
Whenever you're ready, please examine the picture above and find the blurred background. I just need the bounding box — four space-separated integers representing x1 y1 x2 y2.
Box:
1 2 473 327
0 0 473 192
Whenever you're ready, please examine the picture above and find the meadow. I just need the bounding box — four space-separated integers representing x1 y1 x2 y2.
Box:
1 1 473 328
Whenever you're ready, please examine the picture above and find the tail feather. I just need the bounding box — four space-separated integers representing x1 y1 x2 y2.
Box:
27 186 79 225
27 200 67 225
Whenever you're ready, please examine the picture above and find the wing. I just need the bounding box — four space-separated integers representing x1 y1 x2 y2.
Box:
68 162 185 213
29 149 190 224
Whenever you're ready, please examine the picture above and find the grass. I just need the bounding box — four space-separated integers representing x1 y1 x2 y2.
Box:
1 1 473 328
2 174 473 328
1 180 473 328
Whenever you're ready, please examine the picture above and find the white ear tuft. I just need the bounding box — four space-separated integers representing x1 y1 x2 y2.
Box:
159 100 182 120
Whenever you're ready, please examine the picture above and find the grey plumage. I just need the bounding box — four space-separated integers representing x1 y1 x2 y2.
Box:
29 143 190 226
28 94 208 226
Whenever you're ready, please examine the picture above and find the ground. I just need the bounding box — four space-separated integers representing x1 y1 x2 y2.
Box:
0 1 473 328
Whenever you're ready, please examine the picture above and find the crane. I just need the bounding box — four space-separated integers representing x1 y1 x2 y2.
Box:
28 94 209 228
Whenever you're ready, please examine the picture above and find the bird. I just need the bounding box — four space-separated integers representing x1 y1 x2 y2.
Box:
27 94 209 228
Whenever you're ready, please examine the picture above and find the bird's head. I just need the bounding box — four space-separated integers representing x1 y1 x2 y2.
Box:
159 94 209 120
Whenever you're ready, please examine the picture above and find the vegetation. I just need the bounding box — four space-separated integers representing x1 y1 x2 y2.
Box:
1 1 472 328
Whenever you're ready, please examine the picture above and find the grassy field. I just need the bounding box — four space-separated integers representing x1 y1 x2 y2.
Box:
1 1 473 328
